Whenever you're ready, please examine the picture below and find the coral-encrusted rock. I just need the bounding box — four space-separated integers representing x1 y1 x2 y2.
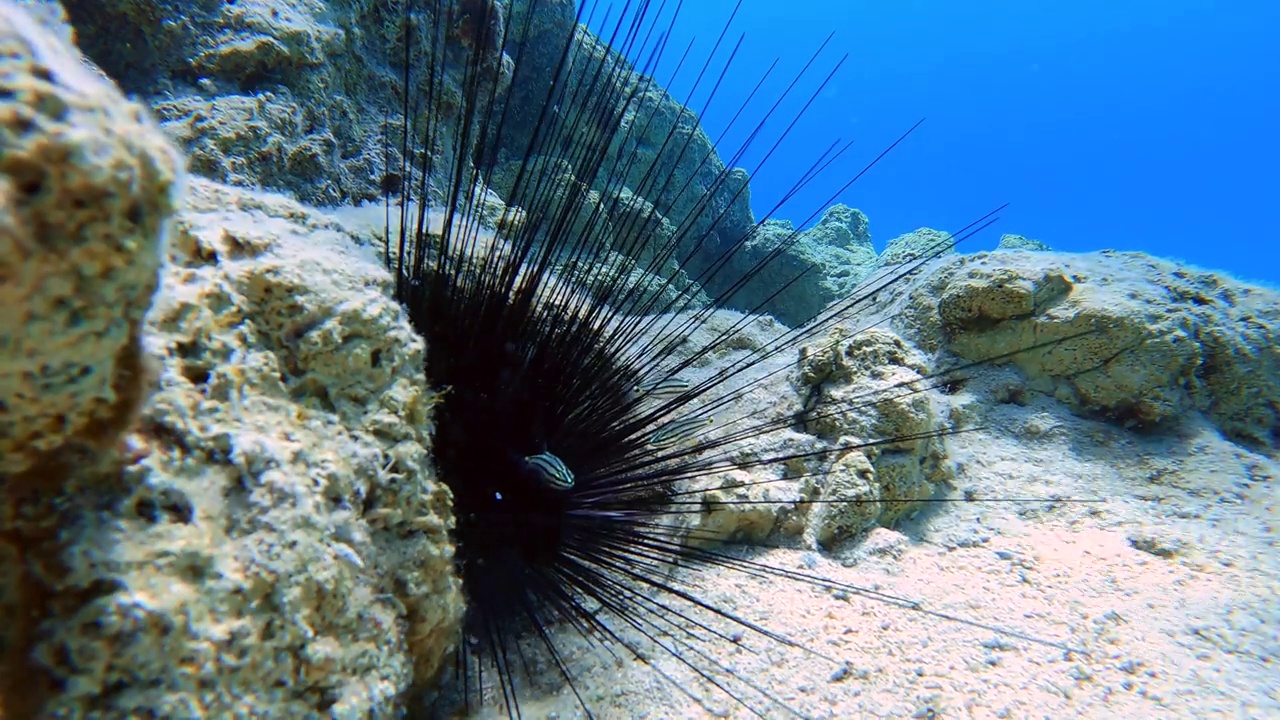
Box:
898 250 1280 447
12 178 463 717
2 2 179 713
0 0 182 477
794 327 953 545
2 120 463 715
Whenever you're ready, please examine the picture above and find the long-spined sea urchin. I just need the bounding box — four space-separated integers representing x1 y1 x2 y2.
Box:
378 1 1093 716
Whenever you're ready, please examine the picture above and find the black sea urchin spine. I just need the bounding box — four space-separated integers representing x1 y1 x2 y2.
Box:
379 1 1089 717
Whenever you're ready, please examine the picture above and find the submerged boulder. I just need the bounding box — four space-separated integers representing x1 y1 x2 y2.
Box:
0 10 463 711
897 250 1279 448
0 0 182 479
998 233 1052 251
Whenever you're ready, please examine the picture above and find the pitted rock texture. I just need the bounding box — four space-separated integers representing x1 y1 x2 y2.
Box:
793 326 953 546
4 177 463 717
646 311 954 550
896 250 1280 448
58 0 448 205
0 0 182 477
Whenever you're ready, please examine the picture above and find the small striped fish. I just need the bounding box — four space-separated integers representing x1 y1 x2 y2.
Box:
632 376 691 400
523 452 575 490
648 414 714 448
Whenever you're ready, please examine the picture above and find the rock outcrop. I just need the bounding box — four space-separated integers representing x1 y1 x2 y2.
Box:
1 0 182 479
3 171 466 719
897 250 1279 448
0 10 463 712
998 232 1051 251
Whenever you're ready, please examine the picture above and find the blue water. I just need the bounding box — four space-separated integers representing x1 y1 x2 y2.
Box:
590 0 1280 286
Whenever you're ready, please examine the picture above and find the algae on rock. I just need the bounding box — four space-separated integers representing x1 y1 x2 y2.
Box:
895 250 1280 448
0 0 182 477
10 177 465 717
1 9 464 708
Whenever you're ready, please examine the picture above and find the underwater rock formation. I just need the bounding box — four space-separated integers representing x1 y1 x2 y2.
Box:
5 2 1276 718
1 1 180 712
659 310 952 550
91 178 461 716
56 0 367 205
718 204 880 327
486 3 759 316
53 0 771 332
5 172 464 716
53 0 757 259
998 232 1052 251
793 326 953 546
0 0 182 478
880 226 957 266
899 250 1279 448
0 9 462 706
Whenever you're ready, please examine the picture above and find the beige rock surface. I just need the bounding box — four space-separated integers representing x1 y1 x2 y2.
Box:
3 139 462 717
0 0 182 477
18 177 463 717
2 8 181 712
895 249 1280 449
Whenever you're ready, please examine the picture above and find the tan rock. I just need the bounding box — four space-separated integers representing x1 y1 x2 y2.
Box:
0 0 182 477
16 177 463 717
901 250 1279 447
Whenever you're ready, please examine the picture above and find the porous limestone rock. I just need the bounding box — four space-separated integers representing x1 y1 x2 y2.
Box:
3 170 463 715
801 448 881 548
998 233 1051 251
58 0 425 205
793 326 954 544
0 0 182 477
721 204 879 327
897 250 1280 448
879 227 955 266
671 315 954 549
693 469 782 546
2 3 177 712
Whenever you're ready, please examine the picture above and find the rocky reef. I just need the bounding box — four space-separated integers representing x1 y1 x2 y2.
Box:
0 0 181 480
1 6 461 715
902 249 1280 447
2 0 1277 718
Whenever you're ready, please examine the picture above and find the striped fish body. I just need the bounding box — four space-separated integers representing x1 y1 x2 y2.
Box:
523 452 575 490
633 376 692 400
648 414 714 448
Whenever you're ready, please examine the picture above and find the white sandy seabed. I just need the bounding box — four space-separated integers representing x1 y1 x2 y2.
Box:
496 379 1278 720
